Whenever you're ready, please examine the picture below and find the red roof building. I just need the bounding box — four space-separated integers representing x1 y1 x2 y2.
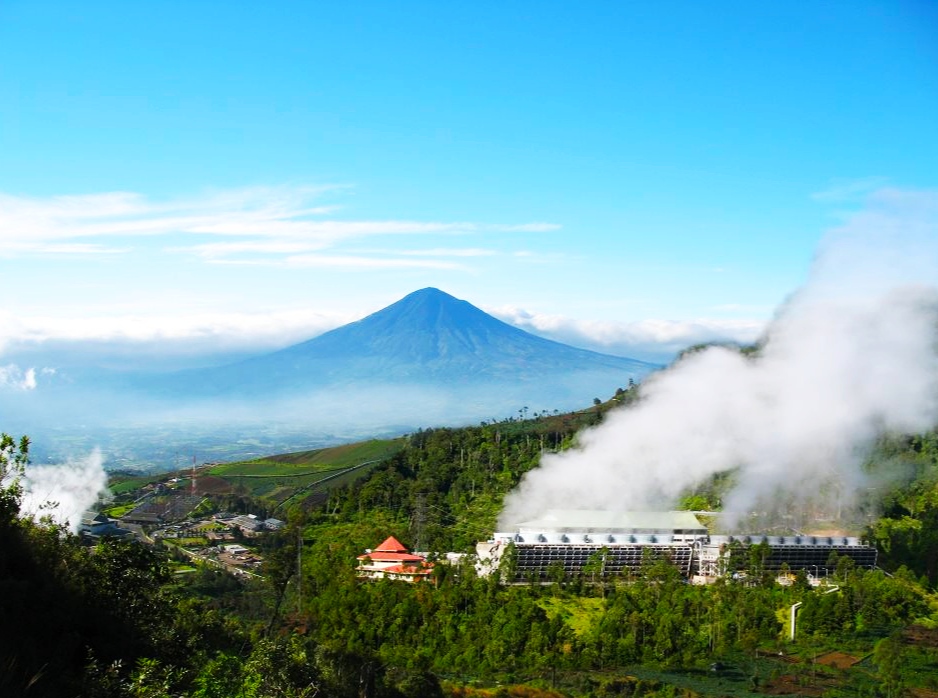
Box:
356 536 433 583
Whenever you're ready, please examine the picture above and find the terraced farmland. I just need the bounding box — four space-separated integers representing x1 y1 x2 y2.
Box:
205 438 405 509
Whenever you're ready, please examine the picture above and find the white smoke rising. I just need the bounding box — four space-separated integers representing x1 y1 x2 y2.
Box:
500 189 938 530
20 449 109 533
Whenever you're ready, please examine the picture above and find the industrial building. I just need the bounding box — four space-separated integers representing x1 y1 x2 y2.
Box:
78 511 133 541
697 534 877 578
487 510 876 583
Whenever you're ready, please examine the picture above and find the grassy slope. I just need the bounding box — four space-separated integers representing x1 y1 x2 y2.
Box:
108 472 170 495
206 438 406 508
209 438 404 476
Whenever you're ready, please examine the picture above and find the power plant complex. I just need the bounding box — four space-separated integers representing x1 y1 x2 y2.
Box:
484 510 876 583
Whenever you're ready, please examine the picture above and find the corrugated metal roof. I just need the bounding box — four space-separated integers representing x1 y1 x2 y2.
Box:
515 510 706 533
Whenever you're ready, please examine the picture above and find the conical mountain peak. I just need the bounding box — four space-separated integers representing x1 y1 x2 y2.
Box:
177 288 659 405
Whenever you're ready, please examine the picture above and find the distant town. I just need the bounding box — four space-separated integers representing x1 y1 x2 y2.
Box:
81 472 286 578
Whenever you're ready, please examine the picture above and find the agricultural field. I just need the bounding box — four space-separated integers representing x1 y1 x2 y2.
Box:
101 502 136 518
209 438 405 475
107 472 169 495
204 438 405 508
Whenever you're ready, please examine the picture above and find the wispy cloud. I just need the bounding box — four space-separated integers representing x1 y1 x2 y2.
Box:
179 240 330 259
0 301 764 370
811 177 890 203
489 305 766 362
0 307 357 371
486 223 560 233
3 242 128 256
0 307 351 353
358 247 497 258
213 254 466 270
283 254 463 270
0 364 38 390
0 186 560 267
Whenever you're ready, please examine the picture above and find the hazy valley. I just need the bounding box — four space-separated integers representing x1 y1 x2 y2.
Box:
6 288 658 469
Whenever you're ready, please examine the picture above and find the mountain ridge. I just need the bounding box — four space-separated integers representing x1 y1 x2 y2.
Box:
192 287 658 392
9 288 661 465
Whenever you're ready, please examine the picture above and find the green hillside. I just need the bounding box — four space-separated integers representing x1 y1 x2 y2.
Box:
199 438 405 509
212 438 405 474
6 386 938 697
189 396 620 518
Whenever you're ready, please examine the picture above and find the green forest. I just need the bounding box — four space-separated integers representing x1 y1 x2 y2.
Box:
3 390 938 697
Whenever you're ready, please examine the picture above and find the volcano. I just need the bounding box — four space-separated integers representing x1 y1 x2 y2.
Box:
182 287 659 397
10 288 662 465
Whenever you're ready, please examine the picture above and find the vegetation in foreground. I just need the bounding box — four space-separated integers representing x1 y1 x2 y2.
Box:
2 389 938 697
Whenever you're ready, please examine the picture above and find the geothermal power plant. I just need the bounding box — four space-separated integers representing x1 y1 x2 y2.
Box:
486 510 876 583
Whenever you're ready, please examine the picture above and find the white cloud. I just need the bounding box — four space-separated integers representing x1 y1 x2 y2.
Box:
488 305 765 362
0 301 763 369
0 308 353 366
178 239 331 258
394 247 497 257
3 242 128 256
484 222 560 232
0 186 560 267
282 254 464 270
811 177 890 203
205 254 466 270
0 364 41 390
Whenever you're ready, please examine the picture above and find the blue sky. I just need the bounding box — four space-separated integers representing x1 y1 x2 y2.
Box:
1 1 936 366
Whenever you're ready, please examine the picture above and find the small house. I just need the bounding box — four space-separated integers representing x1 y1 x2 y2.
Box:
356 536 433 583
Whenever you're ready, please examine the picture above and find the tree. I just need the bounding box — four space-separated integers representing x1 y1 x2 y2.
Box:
873 633 906 698
498 542 518 583
583 547 610 597
260 516 306 635
547 559 566 586
0 433 29 527
748 540 772 584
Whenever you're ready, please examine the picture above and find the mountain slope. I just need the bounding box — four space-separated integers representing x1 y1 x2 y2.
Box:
189 287 658 393
9 289 661 466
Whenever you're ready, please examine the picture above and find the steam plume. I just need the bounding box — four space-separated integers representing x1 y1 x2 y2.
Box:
500 189 938 530
20 448 109 533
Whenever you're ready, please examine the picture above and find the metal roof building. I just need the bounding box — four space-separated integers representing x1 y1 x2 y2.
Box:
495 509 708 545
489 510 876 583
698 534 877 578
493 510 709 580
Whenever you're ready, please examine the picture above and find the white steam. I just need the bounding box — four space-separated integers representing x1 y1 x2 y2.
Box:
500 189 938 530
20 448 109 532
